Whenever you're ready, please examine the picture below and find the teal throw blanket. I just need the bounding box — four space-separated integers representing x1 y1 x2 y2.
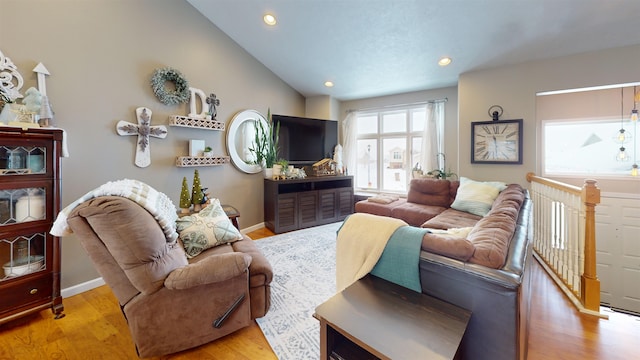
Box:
371 225 428 292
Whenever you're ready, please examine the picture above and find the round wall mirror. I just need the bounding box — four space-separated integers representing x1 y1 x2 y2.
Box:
226 109 268 174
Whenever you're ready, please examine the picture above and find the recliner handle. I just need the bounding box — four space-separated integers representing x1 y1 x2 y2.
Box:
213 293 246 328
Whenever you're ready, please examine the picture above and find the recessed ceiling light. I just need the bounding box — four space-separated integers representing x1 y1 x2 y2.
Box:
438 57 452 66
263 13 277 26
324 81 334 88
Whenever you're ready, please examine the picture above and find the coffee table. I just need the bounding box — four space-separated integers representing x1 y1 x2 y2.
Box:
315 275 471 360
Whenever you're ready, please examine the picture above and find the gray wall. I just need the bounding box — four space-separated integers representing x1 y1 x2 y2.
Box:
3 0 638 291
340 46 640 194
459 44 640 194
1 0 305 288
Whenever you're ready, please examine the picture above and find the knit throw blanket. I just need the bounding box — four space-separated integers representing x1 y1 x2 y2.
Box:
336 213 425 293
50 179 178 243
370 225 427 292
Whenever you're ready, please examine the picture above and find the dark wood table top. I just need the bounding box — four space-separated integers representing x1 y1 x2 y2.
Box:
315 275 471 360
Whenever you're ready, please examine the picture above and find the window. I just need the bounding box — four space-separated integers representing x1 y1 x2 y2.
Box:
538 84 640 178
543 118 639 177
354 106 429 193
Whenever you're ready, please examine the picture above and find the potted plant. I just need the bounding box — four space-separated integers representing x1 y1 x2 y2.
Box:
426 168 457 180
247 108 280 177
274 158 288 176
203 146 213 157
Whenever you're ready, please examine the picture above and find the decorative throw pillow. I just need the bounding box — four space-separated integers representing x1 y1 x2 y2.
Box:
367 194 399 204
450 177 507 217
176 199 243 258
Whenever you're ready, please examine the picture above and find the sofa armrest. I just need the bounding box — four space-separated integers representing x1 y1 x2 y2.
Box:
165 252 252 290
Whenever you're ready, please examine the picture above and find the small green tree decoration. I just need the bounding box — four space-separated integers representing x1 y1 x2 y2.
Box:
191 169 204 211
179 177 191 213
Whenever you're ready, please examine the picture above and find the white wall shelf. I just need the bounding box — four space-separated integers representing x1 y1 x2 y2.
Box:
169 115 225 131
176 156 230 167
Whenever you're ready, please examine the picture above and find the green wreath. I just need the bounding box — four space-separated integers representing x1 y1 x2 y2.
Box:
150 67 190 106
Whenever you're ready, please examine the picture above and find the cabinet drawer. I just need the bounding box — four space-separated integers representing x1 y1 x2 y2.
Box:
0 274 52 315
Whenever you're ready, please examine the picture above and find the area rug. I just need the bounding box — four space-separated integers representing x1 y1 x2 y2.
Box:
254 221 342 360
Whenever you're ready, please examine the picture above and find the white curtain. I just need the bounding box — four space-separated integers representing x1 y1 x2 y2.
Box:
342 111 358 176
420 101 445 171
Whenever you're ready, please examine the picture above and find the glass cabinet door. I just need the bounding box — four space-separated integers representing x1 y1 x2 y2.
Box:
0 186 48 281
0 145 46 175
0 233 47 281
0 187 47 225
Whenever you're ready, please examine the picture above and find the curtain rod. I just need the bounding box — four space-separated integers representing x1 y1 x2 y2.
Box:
346 98 448 113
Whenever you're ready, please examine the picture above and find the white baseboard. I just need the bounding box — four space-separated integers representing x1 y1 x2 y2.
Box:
241 222 265 234
61 277 105 298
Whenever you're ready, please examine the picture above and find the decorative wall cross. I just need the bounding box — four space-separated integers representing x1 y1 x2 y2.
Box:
206 93 220 120
116 107 167 168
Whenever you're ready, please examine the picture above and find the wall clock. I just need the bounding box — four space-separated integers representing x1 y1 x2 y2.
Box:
471 119 523 164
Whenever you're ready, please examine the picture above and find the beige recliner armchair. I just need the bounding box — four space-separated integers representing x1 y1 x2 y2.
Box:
66 196 272 358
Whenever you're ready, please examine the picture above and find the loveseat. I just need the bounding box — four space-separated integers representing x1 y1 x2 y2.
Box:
355 177 532 360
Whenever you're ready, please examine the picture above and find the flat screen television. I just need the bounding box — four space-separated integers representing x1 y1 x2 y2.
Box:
272 114 338 166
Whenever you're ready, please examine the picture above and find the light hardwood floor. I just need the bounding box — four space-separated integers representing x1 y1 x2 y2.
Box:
1 226 638 359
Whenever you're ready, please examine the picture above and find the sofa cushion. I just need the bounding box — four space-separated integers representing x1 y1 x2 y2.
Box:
407 178 452 207
421 231 475 261
451 177 507 217
467 212 517 269
492 184 526 211
355 198 407 217
421 208 482 230
367 194 400 204
390 202 447 227
176 199 243 258
462 184 525 268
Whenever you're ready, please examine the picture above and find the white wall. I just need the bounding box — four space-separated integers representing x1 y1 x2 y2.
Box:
1 0 305 288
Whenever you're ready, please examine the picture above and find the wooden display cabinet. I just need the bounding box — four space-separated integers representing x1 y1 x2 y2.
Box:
0 127 64 324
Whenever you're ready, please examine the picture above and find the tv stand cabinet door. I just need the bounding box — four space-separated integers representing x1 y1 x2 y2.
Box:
337 187 354 219
275 193 298 233
318 189 338 224
298 191 319 229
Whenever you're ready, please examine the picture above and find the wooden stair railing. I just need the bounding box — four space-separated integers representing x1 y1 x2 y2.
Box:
526 172 604 317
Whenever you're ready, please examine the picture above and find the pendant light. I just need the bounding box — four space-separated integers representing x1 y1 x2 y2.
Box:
616 87 630 161
617 146 629 161
632 86 639 175
633 86 640 122
616 88 630 144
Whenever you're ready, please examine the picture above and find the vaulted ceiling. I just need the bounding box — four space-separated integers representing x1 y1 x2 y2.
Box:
187 0 640 101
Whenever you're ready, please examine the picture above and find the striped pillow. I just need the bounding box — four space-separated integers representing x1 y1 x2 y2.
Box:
451 177 507 217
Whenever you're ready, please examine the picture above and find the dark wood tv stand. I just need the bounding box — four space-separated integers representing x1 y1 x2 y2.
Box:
264 176 353 233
